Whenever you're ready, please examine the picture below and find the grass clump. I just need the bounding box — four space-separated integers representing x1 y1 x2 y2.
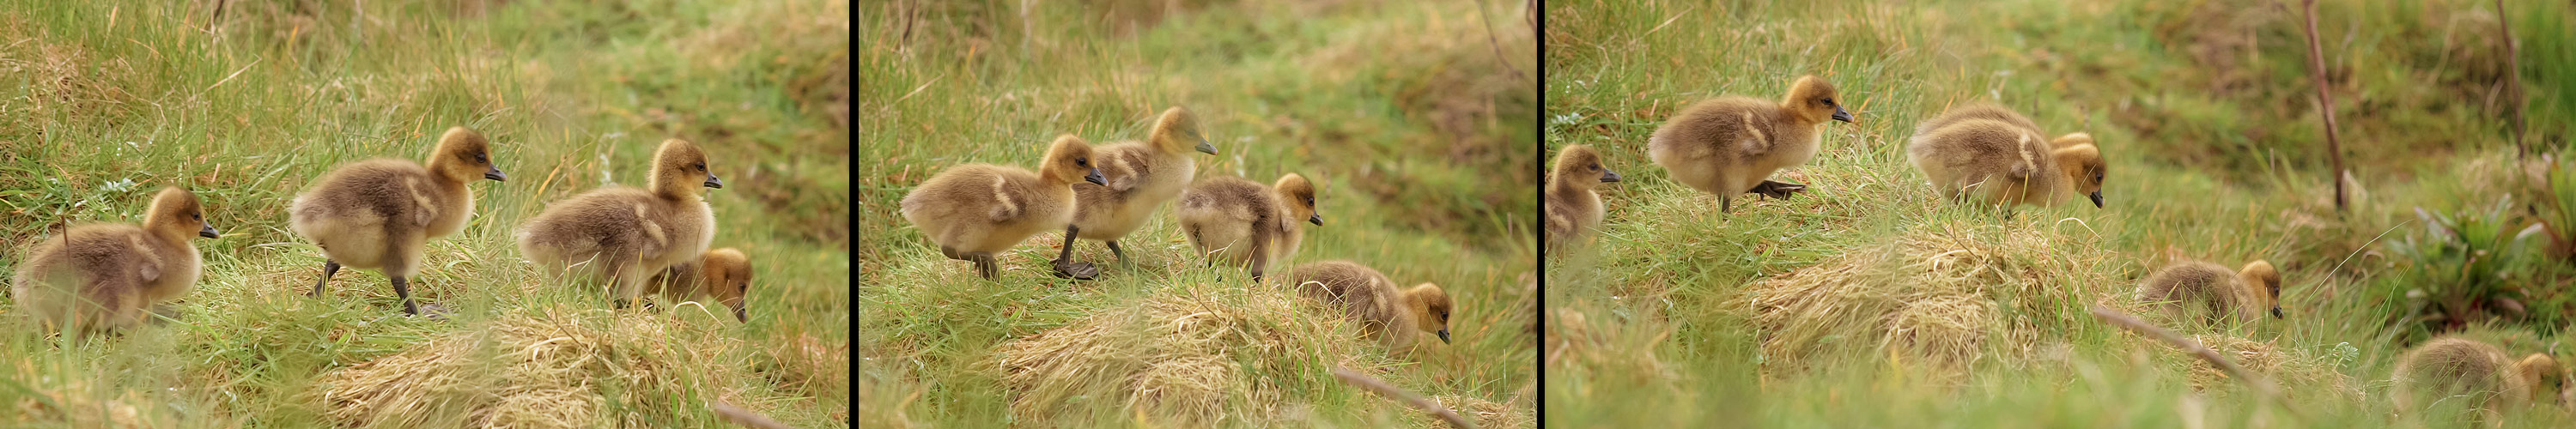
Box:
310 307 754 428
1741 220 2129 383
992 282 1389 426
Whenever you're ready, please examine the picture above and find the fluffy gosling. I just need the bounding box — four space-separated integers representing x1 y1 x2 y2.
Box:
1647 75 1854 214
898 135 1106 280
12 187 219 335
517 138 724 307
291 126 505 315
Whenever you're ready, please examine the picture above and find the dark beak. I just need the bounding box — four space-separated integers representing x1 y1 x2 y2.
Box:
1309 214 1322 226
2088 191 2104 208
1084 168 1107 185
1601 171 1623 183
734 306 748 323
1437 329 1450 344
1831 106 1854 124
1194 139 1218 155
199 223 221 239
484 166 508 182
703 174 724 189
2271 307 2284 319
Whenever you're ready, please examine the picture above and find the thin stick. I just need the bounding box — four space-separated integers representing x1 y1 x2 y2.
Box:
710 401 794 429
2299 0 2348 212
1475 0 1527 84
2089 305 2300 419
1330 366 1476 429
2494 0 2527 156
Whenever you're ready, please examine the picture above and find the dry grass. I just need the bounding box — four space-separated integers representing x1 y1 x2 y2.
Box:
2182 334 2363 402
310 307 751 428
1740 221 2130 383
991 282 1398 426
1427 394 1533 429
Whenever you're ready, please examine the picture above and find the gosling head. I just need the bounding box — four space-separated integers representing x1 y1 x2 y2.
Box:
430 126 507 184
651 139 722 199
702 248 753 323
2515 353 2567 407
143 186 219 240
1151 106 1218 155
1404 282 1455 345
1782 76 1853 125
2238 260 2283 318
2050 132 2096 149
1551 144 1620 189
1042 134 1106 186
2051 143 2107 208
1274 172 1320 227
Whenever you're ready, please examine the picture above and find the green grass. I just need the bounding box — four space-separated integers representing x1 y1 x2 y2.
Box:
1548 0 2576 426
859 0 1535 426
0 0 848 426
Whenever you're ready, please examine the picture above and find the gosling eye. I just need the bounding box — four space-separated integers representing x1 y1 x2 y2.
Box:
1589 164 1601 172
1077 158 1089 167
476 153 489 163
1821 98 1836 106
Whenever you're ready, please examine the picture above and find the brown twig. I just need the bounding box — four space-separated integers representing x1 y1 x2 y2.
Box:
1330 366 1476 429
2300 0 2348 212
2494 0 2527 156
711 401 794 429
2088 305 2300 419
1474 0 1528 85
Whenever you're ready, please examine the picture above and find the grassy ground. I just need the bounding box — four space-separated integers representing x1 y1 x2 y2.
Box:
860 0 1535 426
0 0 848 426
1548 0 2576 426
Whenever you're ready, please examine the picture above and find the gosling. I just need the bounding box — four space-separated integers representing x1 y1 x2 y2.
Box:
1066 106 1218 266
1647 75 1854 214
1175 173 1318 280
645 247 751 322
898 135 1106 280
291 127 505 315
1545 144 1620 251
1906 115 2107 208
518 138 725 307
2136 260 2281 329
13 187 219 335
2391 337 2563 420
1279 260 1455 350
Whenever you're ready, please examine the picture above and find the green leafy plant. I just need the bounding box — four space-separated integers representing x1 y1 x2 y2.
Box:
2385 195 2545 330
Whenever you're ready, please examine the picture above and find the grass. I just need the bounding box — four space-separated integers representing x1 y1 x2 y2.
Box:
1547 0 2576 426
0 0 848 426
859 0 1535 426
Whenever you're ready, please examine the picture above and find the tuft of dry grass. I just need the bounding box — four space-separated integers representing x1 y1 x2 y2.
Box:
990 282 1394 427
1740 221 2129 383
2181 334 2362 402
310 307 752 428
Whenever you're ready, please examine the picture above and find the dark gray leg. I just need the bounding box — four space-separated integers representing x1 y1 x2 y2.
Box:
1050 225 1097 280
968 251 999 279
309 260 341 297
391 275 419 315
1107 240 1128 263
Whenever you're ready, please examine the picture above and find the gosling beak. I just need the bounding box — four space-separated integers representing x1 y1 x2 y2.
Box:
703 174 725 189
1194 139 1218 155
1437 329 1450 344
1084 168 1108 185
2271 307 2284 319
2088 191 2105 208
198 223 221 239
1831 106 1854 124
484 166 508 182
1309 214 1323 226
1601 171 1623 183
735 306 748 323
